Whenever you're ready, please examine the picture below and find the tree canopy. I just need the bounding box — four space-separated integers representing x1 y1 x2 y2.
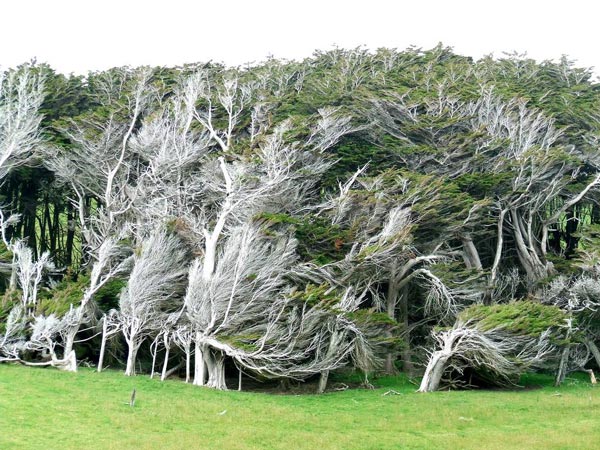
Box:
2 46 600 392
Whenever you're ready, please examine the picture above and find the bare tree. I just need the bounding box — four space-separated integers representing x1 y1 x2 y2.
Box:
45 67 156 249
183 219 378 390
0 305 26 362
0 66 45 178
25 314 77 371
119 230 189 376
12 241 53 316
172 322 194 383
58 238 133 370
97 309 121 372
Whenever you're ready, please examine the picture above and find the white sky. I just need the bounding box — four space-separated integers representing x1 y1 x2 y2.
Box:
1 0 598 76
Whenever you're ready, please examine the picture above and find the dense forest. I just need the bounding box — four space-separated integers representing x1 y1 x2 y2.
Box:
1 45 600 392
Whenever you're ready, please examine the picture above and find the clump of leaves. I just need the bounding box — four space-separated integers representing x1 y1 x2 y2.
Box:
35 274 126 317
36 275 90 317
289 284 341 310
459 301 567 337
255 212 353 265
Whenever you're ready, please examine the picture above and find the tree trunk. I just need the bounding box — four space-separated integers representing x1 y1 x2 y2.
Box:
418 350 451 392
585 338 600 369
461 234 482 271
51 350 77 372
398 289 414 375
97 318 108 372
125 341 139 376
202 237 217 281
161 339 171 381
150 339 158 379
555 345 570 386
193 337 206 386
185 349 191 383
205 349 227 390
63 328 76 360
8 253 17 292
555 319 573 386
317 370 329 394
65 203 75 267
510 209 549 285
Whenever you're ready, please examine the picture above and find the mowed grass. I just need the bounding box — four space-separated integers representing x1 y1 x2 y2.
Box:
0 365 598 450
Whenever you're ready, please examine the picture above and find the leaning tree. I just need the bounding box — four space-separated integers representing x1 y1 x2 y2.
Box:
418 301 566 392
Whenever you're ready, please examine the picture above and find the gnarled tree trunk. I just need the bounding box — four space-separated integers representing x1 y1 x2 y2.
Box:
418 350 452 392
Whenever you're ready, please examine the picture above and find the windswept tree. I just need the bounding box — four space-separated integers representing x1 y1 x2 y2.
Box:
0 65 52 366
0 66 45 178
418 302 566 392
369 84 600 295
119 229 190 376
3 48 600 389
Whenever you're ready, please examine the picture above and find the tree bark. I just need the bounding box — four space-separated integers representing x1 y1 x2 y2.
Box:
125 342 139 376
461 234 482 271
185 349 191 383
161 337 171 381
63 328 77 360
398 289 414 376
193 337 206 386
585 338 600 369
510 209 549 285
56 350 77 372
555 345 570 387
205 349 227 390
317 370 329 394
418 350 451 392
97 318 108 372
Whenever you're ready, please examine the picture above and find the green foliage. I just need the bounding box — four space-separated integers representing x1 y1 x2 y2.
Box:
289 284 341 310
95 278 126 312
573 223 600 269
459 301 566 337
256 212 353 265
455 172 513 199
217 333 262 353
4 46 600 383
320 136 397 190
0 242 13 261
34 274 125 317
36 275 89 317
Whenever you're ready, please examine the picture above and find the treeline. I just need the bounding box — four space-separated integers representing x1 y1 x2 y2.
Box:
1 45 600 392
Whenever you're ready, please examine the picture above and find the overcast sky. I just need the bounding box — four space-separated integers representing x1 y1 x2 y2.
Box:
1 0 598 76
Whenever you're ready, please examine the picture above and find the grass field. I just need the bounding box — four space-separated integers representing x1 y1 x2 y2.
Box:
0 365 598 450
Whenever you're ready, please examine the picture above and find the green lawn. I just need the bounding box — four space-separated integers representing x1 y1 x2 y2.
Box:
0 365 597 449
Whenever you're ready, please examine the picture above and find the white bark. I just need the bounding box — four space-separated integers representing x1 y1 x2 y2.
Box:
418 350 452 393
161 332 171 381
97 311 120 372
125 342 139 376
98 318 108 373
0 67 45 178
317 370 330 394
119 230 189 376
